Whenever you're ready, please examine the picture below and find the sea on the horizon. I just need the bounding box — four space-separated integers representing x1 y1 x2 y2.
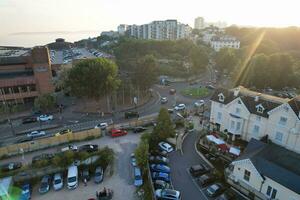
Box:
0 31 100 48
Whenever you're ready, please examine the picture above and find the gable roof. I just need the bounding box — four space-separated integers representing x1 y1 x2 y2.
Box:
211 86 290 118
235 139 300 194
288 96 300 120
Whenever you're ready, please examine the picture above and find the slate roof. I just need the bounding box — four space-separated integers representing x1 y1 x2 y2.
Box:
211 86 293 118
235 139 300 194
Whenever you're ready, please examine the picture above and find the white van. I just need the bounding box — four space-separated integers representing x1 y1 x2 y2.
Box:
67 165 78 189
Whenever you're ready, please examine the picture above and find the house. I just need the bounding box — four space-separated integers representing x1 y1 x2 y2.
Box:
210 35 240 51
210 86 300 153
225 138 300 200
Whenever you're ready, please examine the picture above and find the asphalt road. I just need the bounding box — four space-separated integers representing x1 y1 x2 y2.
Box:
169 131 210 200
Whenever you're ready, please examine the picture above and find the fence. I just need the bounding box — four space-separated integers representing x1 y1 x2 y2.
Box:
0 128 101 157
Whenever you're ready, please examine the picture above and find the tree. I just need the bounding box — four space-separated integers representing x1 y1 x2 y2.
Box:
149 108 175 149
131 54 158 90
34 93 56 112
135 136 149 172
215 48 239 73
65 58 120 110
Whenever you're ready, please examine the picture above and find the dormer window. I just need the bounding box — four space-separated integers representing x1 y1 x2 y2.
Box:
218 93 225 102
256 104 265 113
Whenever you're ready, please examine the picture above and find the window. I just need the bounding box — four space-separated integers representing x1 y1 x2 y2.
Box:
278 116 287 126
217 112 222 121
238 100 242 104
236 122 241 131
275 132 283 142
257 106 264 113
243 170 251 181
253 125 260 135
235 108 241 114
218 93 224 102
266 186 277 199
230 121 235 129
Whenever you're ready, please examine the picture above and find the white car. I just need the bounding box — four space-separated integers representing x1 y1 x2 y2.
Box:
94 122 108 130
27 130 46 138
155 189 181 199
174 104 186 111
53 173 63 191
194 100 205 107
161 97 168 104
37 114 53 122
158 142 174 153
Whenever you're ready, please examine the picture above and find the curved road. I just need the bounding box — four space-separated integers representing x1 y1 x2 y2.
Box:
169 131 209 200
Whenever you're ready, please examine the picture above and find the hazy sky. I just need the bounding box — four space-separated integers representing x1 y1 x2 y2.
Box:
1 0 300 36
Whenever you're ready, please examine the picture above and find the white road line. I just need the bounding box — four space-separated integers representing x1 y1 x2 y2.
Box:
185 168 209 200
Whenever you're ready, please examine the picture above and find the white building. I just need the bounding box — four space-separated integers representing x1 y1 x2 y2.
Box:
210 86 300 153
123 20 192 40
225 138 300 200
210 36 240 51
194 17 205 29
117 24 127 35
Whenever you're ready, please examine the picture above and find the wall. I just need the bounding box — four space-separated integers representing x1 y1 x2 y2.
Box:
0 128 101 157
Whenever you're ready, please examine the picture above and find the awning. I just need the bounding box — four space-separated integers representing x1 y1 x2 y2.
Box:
206 135 225 145
229 147 241 156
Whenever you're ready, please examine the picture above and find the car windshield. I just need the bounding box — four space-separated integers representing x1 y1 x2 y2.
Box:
68 177 76 182
208 185 218 194
54 179 61 184
135 175 142 180
41 182 48 188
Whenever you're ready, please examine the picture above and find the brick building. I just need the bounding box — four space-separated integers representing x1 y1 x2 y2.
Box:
0 46 54 104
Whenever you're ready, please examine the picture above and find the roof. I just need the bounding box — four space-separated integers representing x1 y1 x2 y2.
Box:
235 139 300 194
0 56 28 66
211 86 293 118
288 96 300 119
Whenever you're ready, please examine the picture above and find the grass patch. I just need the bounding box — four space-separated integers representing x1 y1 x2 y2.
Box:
180 87 210 98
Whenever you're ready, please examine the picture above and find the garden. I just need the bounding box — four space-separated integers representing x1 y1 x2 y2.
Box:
180 87 210 98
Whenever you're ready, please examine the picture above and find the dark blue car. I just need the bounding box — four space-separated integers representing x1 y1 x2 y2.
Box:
152 172 171 183
150 164 171 174
20 183 31 200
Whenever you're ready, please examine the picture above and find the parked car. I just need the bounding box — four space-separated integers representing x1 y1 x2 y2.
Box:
194 100 205 107
131 153 137 167
20 183 31 200
61 144 78 152
32 153 54 164
94 166 104 184
155 189 181 200
39 175 51 194
94 122 108 130
206 183 225 197
169 89 176 95
189 164 210 177
133 126 147 133
67 165 78 189
0 162 22 172
215 188 237 200
197 173 215 187
110 129 127 137
158 142 173 153
79 144 98 153
22 117 37 124
55 129 72 136
53 173 63 191
174 104 186 111
154 180 171 190
150 164 171 174
27 130 46 138
81 168 90 181
37 114 53 122
124 111 139 119
149 155 169 165
161 97 168 104
134 167 143 187
152 172 171 183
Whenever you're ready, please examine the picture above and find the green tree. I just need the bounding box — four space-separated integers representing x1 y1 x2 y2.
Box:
66 58 120 110
150 108 175 149
215 48 239 73
135 137 149 172
34 93 56 112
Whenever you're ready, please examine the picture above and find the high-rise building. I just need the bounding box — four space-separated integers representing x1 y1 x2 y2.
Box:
194 17 205 29
0 46 54 104
121 20 191 40
117 24 127 35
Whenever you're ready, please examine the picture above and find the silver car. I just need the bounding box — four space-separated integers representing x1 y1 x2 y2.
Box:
94 166 104 184
27 130 46 138
53 173 63 191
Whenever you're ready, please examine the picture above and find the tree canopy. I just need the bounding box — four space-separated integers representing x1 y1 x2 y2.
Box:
65 58 120 100
34 93 56 112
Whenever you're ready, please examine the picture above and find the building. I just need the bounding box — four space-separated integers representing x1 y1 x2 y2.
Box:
210 86 300 153
201 26 225 44
123 19 192 40
0 46 54 104
117 24 127 35
101 31 119 38
194 17 205 29
225 138 300 200
210 36 240 51
47 38 73 50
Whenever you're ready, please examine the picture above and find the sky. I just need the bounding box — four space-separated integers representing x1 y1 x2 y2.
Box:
0 0 300 45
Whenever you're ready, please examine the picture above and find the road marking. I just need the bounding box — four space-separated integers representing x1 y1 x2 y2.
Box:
185 168 209 200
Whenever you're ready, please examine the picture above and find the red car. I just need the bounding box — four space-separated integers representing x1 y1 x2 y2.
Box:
110 129 127 137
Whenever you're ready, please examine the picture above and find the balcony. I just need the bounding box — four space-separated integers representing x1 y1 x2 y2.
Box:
0 91 38 101
0 76 36 87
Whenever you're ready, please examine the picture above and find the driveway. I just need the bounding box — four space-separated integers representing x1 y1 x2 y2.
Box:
169 131 209 200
